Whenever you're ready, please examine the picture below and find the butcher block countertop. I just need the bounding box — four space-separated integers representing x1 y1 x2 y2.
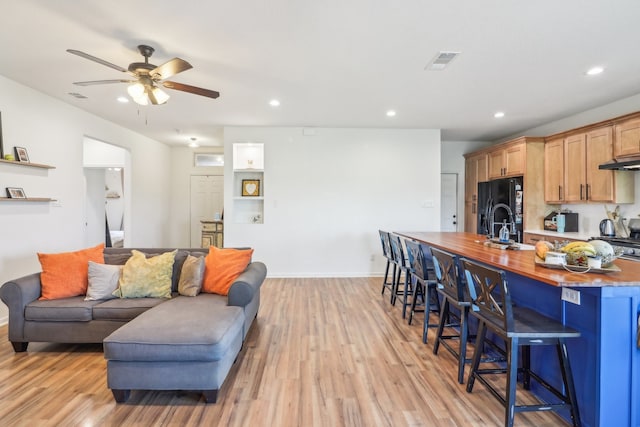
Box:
398 231 640 287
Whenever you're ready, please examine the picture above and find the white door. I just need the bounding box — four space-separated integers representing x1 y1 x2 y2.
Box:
440 173 458 232
190 175 224 247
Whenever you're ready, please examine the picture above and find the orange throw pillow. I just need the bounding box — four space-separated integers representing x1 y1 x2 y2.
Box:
202 246 253 295
38 243 105 300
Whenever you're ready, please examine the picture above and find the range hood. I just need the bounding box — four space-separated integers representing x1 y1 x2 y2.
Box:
599 156 640 170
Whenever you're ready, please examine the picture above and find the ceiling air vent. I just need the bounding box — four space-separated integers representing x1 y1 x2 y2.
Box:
68 92 88 99
426 51 460 71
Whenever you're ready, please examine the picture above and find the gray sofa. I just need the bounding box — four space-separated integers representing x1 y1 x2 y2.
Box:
0 247 267 403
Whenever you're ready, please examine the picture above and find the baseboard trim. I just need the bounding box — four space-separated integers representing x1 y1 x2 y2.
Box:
266 273 385 279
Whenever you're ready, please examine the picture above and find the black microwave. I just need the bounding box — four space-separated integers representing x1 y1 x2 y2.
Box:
543 212 578 232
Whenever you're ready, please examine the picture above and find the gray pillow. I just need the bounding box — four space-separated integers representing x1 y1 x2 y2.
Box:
178 255 205 296
85 261 122 301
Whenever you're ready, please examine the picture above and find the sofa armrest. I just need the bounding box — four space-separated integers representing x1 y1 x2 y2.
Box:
0 273 42 342
227 262 267 307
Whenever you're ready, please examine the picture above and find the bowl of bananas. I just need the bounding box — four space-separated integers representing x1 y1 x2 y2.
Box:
555 240 622 272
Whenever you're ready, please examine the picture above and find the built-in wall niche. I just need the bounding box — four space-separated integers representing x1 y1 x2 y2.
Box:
232 142 264 224
233 143 264 170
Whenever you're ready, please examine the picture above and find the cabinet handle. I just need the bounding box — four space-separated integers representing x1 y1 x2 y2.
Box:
586 184 590 200
558 185 561 201
580 184 584 200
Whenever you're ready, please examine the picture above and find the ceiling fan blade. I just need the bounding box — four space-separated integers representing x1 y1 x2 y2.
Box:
150 58 193 80
162 81 220 99
66 49 129 73
72 79 135 86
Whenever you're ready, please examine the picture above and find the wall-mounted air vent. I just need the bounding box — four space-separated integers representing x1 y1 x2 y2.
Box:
68 92 88 99
425 51 460 71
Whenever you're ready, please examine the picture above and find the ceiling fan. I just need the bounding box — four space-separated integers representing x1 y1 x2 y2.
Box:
67 44 220 105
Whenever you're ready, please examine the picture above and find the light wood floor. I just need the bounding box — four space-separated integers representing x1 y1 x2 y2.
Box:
0 277 570 426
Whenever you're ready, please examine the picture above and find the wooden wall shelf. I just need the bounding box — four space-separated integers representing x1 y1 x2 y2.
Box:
0 159 55 169
0 197 56 202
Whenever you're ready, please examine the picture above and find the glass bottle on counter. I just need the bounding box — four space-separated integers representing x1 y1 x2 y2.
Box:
499 220 510 243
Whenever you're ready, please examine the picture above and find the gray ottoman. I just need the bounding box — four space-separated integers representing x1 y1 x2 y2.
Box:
103 294 245 403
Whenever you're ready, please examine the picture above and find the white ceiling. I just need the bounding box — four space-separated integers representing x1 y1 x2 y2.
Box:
1 1 640 146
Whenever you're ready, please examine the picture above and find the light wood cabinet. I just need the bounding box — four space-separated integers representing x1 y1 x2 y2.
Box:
545 126 633 204
614 117 640 158
464 137 548 234
564 133 587 202
586 127 620 202
544 138 564 203
488 142 525 179
463 153 487 233
523 232 580 246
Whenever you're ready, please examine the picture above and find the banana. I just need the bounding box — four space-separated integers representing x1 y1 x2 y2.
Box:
560 241 596 256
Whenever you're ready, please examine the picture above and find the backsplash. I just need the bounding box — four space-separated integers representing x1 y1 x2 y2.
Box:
552 173 640 237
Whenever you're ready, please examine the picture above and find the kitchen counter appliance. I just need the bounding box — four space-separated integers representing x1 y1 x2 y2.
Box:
599 219 616 236
544 212 579 232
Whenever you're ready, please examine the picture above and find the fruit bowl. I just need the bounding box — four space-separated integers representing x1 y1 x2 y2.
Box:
601 248 624 268
565 251 590 267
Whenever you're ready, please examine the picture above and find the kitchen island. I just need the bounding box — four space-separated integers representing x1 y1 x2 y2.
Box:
399 232 640 427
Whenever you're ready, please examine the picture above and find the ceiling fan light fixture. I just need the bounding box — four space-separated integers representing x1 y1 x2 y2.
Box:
132 93 149 106
151 87 170 104
127 82 145 98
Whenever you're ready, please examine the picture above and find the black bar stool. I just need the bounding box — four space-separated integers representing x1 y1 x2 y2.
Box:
378 230 394 298
460 258 581 427
430 246 474 383
404 239 439 328
389 233 411 316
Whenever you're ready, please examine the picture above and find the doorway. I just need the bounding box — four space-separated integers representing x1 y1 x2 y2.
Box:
83 137 130 247
441 173 458 232
190 175 224 247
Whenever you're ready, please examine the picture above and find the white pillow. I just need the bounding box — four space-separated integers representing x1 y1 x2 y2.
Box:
85 261 122 301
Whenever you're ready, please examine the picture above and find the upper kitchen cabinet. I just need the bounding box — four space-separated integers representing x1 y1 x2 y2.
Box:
563 133 587 202
464 137 547 233
487 141 525 179
586 126 632 203
544 125 634 204
614 116 640 158
544 137 564 203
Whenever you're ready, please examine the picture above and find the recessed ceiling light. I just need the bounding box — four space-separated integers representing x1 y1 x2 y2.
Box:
494 111 505 118
117 96 129 103
386 110 396 117
269 99 280 107
586 66 604 76
188 137 199 148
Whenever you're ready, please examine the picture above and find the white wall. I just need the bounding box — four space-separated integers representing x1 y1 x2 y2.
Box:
441 140 492 231
0 74 172 324
223 127 441 277
168 146 224 247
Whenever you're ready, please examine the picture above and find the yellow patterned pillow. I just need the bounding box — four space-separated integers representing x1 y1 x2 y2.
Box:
113 250 177 298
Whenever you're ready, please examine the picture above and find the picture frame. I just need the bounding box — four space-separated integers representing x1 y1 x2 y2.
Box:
241 179 260 197
14 146 29 162
6 187 26 199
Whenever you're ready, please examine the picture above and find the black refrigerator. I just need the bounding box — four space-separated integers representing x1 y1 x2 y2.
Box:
477 176 524 242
